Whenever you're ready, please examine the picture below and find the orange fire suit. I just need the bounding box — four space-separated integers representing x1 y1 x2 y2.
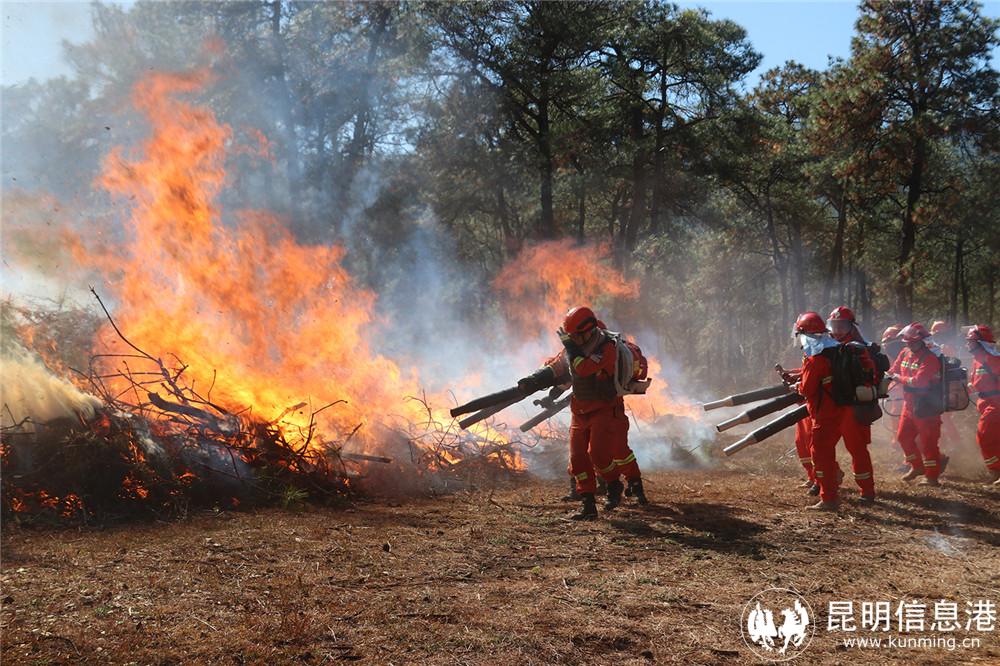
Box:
795 417 816 484
547 336 641 495
783 368 816 483
969 350 1000 474
890 346 944 479
799 352 844 503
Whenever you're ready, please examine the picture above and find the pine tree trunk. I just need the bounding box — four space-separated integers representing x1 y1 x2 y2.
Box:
823 183 847 307
895 137 925 322
949 231 962 327
537 72 555 239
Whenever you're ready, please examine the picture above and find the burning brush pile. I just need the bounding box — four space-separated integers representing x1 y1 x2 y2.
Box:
0 70 532 523
1 295 534 523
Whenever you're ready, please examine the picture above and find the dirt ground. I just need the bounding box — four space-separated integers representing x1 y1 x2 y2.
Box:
2 432 999 666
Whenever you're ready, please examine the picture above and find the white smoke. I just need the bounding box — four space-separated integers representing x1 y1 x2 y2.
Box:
0 343 101 429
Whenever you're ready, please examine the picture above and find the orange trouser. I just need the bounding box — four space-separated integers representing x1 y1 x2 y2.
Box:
897 409 943 479
795 418 816 483
841 408 875 496
568 402 640 494
809 417 842 503
977 400 1000 472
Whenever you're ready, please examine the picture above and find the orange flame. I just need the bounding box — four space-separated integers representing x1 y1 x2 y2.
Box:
494 241 697 421
493 240 639 340
59 69 530 472
68 70 432 450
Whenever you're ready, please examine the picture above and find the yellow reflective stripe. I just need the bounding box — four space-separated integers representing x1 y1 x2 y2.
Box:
613 453 636 467
598 460 617 474
815 471 825 478
821 376 833 384
574 472 589 481
984 456 999 465
799 457 813 463
905 454 919 461
923 460 938 466
854 472 872 480
572 356 585 369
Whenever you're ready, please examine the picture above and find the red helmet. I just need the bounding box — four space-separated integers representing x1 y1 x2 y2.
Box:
794 312 827 335
930 320 948 336
563 306 599 335
881 325 902 343
827 306 856 341
899 322 930 343
966 325 996 344
828 306 856 323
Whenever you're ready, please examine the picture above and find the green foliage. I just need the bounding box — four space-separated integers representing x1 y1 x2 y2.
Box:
280 485 309 511
2 0 998 391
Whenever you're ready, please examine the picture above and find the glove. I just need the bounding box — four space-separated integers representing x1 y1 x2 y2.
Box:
533 386 566 409
557 327 584 360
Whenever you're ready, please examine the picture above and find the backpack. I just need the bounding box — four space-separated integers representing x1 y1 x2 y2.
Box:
605 331 652 397
908 350 970 417
823 342 878 406
867 342 892 398
942 357 970 412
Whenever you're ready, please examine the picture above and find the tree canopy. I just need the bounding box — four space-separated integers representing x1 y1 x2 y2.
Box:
3 0 998 392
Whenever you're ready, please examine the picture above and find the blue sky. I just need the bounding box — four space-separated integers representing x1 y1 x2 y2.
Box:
2 1 1000 87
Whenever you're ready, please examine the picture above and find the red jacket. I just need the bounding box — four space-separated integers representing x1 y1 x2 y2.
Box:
890 346 942 407
546 337 622 414
970 350 1000 411
799 353 840 423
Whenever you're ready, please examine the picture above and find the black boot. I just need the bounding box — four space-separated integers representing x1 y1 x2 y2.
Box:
627 478 649 505
571 493 598 520
596 476 607 495
604 480 624 511
561 477 581 502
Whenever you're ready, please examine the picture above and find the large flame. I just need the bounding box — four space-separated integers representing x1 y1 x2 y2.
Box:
71 69 429 449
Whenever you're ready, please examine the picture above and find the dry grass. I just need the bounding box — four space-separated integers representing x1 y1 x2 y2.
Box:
2 434 999 666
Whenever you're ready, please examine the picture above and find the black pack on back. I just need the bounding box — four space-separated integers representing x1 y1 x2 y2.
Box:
822 342 876 406
868 342 891 376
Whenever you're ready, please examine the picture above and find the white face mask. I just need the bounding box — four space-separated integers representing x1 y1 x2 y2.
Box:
978 340 1000 357
798 332 838 356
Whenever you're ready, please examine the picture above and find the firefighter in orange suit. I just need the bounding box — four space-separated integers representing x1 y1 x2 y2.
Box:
793 312 844 511
888 323 948 486
519 306 647 520
966 325 1000 485
775 365 819 495
826 306 876 503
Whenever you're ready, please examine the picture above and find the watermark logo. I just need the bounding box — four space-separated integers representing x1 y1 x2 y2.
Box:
741 588 815 661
